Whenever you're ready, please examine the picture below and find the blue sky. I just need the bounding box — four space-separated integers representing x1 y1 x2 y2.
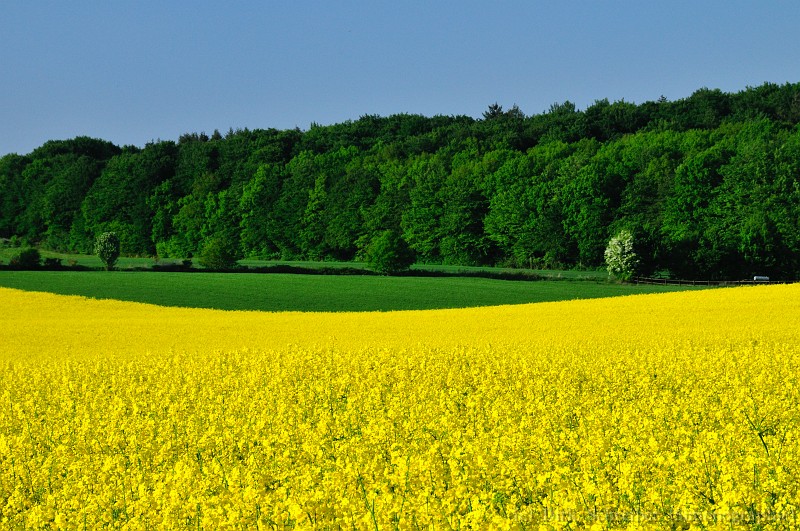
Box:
2 1 799 156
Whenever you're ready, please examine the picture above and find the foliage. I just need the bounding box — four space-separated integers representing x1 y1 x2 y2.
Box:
3 83 800 278
197 235 239 270
42 257 63 269
8 247 41 269
2 284 800 527
604 229 639 280
363 229 415 274
94 231 120 271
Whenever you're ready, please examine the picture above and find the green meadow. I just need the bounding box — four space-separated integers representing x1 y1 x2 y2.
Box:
0 269 704 312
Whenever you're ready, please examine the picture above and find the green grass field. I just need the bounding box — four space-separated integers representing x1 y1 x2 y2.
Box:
0 270 705 312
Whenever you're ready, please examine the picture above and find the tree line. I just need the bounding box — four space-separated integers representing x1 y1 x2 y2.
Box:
2 82 800 279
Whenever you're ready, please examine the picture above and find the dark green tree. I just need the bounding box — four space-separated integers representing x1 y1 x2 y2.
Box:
239 163 285 258
197 235 239 270
364 229 415 274
401 153 448 262
484 142 573 268
82 142 176 256
9 248 41 269
0 154 32 239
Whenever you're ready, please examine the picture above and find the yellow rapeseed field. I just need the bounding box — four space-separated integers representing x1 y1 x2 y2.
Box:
1 284 799 529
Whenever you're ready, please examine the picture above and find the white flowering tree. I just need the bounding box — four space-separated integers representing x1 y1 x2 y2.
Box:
604 229 639 281
95 232 120 271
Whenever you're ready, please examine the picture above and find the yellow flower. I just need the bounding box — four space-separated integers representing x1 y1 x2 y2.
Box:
1 284 799 528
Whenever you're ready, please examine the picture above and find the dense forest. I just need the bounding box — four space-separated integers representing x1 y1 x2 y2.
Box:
2 82 800 279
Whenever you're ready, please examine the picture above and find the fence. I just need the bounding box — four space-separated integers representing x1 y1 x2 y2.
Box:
632 277 792 287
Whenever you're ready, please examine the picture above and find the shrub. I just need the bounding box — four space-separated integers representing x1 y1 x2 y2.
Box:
604 229 639 281
43 257 63 269
95 232 121 271
364 230 415 275
151 259 194 272
198 237 239 271
9 248 41 269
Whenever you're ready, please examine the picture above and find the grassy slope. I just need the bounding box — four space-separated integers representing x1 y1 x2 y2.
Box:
0 270 703 312
0 248 156 269
0 248 607 280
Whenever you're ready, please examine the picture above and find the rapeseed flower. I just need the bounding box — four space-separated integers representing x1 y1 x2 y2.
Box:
1 285 799 528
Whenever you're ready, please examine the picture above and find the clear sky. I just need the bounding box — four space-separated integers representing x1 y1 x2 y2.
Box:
2 1 799 156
